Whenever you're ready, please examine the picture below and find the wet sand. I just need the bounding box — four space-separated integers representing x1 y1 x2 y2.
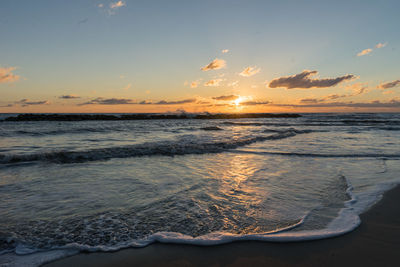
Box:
46 185 400 267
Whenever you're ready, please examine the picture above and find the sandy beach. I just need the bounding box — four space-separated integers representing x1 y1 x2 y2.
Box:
45 184 400 267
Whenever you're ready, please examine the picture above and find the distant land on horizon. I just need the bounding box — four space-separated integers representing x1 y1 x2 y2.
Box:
3 113 302 121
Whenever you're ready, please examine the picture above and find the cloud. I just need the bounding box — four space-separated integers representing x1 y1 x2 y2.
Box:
222 49 229 54
79 97 196 106
100 1 126 15
357 43 386 57
212 95 239 101
298 83 368 104
378 80 400 90
241 100 271 106
190 81 198 88
227 81 239 87
15 99 49 107
188 79 202 88
154 99 197 105
204 79 223 87
122 83 132 90
79 97 134 105
375 42 387 49
203 99 271 107
300 98 320 104
139 99 197 105
0 104 14 108
299 94 348 104
0 67 20 83
345 82 369 95
357 48 373 56
196 100 211 105
110 1 126 9
59 94 80 99
280 99 400 108
268 70 355 89
325 94 348 100
239 66 261 77
201 58 226 71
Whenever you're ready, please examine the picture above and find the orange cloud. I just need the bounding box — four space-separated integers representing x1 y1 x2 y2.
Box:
0 67 20 83
345 82 368 95
357 48 372 56
212 95 239 101
79 98 197 105
286 99 400 108
201 58 226 71
204 79 223 87
59 95 80 99
241 100 270 106
110 1 126 9
375 42 387 48
122 83 132 90
189 79 202 88
378 80 400 90
228 81 239 87
239 66 260 77
14 99 49 106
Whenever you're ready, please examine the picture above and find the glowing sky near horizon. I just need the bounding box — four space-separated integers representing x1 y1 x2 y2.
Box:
1 0 400 113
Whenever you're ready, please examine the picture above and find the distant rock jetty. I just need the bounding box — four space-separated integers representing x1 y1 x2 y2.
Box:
4 113 301 121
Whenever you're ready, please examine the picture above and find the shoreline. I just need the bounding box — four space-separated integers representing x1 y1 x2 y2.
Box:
45 184 400 267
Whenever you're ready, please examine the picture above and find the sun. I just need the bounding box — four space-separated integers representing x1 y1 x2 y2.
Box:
234 96 244 106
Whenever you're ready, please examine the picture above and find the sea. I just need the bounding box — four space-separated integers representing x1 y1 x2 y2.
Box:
1 113 400 266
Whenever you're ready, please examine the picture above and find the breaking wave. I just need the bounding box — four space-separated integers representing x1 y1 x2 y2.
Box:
0 173 364 267
200 126 223 131
0 127 125 137
0 129 306 165
235 150 400 159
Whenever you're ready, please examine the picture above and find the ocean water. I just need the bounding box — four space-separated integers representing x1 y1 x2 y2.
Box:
1 113 400 266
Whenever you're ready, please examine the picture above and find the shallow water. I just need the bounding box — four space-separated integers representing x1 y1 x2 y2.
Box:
1 113 400 266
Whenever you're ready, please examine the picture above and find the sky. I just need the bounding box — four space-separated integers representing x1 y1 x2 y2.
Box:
1 0 400 113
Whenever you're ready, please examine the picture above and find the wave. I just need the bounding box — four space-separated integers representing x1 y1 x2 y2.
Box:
0 217 361 267
0 127 124 137
222 122 292 127
263 128 315 134
3 168 399 267
222 120 400 128
342 120 400 125
0 129 306 165
234 150 400 159
200 126 223 131
0 215 312 266
0 174 364 267
222 121 352 127
372 126 400 131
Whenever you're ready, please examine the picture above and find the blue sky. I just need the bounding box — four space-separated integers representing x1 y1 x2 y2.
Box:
1 0 399 112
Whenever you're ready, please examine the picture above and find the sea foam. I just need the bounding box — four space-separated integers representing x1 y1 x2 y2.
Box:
0 129 308 165
0 174 377 267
